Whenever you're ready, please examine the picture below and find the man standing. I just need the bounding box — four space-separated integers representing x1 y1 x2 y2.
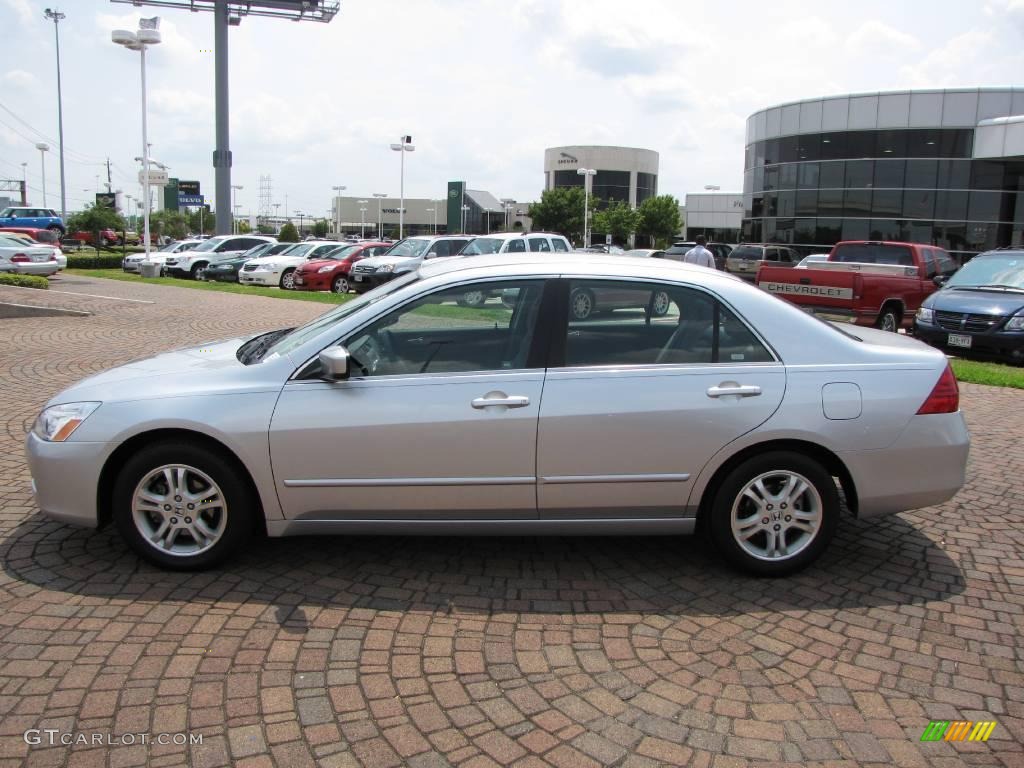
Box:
683 235 716 269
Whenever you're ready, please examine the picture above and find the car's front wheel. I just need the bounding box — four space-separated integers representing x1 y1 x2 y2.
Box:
280 268 296 290
570 288 595 320
708 451 838 576
651 290 671 317
190 263 207 281
112 441 254 570
457 289 487 307
331 275 350 294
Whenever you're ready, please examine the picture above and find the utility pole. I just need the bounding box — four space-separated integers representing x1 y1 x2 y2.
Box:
106 158 113 192
44 8 67 222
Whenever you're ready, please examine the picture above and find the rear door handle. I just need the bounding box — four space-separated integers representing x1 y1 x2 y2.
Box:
472 395 530 409
707 384 762 398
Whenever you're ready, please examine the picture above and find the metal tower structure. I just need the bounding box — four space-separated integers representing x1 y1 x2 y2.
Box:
110 1 340 235
258 174 272 229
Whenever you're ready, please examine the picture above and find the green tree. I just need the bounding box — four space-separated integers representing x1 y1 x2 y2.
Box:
527 187 592 244
188 207 215 235
66 204 126 235
278 222 299 242
237 219 252 234
636 195 682 247
592 200 639 245
312 219 329 238
257 223 276 235
148 210 189 240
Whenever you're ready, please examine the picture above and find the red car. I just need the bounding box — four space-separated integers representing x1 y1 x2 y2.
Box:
293 241 391 293
0 226 63 246
69 228 120 247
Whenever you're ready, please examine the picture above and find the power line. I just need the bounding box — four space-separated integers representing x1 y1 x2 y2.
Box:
0 100 107 164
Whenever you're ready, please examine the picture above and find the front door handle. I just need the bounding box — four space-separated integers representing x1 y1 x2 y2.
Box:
707 384 762 398
471 394 530 409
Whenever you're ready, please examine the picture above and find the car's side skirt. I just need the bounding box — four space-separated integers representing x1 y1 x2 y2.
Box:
267 517 697 537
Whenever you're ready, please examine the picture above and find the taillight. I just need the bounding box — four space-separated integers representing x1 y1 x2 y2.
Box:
11 253 29 262
917 363 959 414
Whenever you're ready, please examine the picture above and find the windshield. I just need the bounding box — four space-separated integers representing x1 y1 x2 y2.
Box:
193 238 227 253
0 208 13 218
237 243 274 260
325 244 359 260
284 243 315 258
382 238 432 259
254 272 421 362
461 238 503 255
946 254 1024 289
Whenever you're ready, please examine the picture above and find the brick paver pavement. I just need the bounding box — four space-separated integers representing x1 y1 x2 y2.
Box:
0 275 1021 767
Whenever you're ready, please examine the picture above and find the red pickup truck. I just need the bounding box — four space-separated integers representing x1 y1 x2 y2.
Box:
756 240 959 331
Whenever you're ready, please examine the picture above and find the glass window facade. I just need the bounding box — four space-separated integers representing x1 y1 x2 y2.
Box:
742 126 1024 262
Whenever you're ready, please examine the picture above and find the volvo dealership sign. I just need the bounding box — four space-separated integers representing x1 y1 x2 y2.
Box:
178 180 202 206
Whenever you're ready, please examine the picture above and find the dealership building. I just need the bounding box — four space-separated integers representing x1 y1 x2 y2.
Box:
742 87 1024 261
545 145 659 208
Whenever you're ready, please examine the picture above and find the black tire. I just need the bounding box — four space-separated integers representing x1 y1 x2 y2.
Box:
570 288 595 320
47 225 64 235
458 289 487 308
331 275 350 294
189 262 207 281
875 305 901 333
707 450 839 576
112 440 254 570
280 268 296 290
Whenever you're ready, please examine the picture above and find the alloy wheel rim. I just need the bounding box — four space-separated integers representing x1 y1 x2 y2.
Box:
573 293 592 318
464 291 485 305
282 271 294 289
730 470 822 561
131 464 228 557
334 277 349 294
653 291 670 315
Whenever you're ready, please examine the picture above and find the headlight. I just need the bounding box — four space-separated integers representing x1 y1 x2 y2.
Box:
916 307 934 324
32 402 101 442
258 262 277 270
1006 314 1024 331
378 264 395 273
318 264 338 273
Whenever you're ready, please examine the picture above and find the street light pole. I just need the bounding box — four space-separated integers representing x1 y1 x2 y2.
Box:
425 207 435 235
372 193 387 239
332 185 346 237
231 184 243 233
359 205 367 238
577 168 596 247
113 20 161 261
44 8 67 222
389 135 414 238
35 144 48 205
461 204 470 234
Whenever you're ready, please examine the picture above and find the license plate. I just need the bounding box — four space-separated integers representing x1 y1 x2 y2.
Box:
354 275 363 282
948 333 972 348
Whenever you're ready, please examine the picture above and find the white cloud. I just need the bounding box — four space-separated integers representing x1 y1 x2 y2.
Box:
3 69 36 89
846 20 922 57
2 0 32 25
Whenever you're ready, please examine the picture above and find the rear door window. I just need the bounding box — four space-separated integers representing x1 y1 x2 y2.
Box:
731 246 764 260
506 238 527 253
528 237 552 252
551 237 569 252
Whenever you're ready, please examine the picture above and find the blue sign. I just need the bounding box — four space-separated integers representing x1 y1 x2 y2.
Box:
178 194 204 206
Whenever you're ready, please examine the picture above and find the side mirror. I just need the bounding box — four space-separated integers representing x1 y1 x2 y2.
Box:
318 346 350 381
933 275 948 287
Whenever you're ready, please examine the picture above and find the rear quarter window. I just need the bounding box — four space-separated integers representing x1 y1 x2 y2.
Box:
731 246 764 259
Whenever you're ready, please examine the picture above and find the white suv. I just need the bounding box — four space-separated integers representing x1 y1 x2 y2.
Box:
460 232 571 255
164 235 276 279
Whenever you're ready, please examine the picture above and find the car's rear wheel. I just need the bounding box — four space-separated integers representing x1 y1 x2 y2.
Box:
458 289 487 307
331 275 350 294
47 225 64 235
651 290 671 317
190 263 207 281
875 305 901 333
708 451 838 576
570 288 595 320
112 441 254 570
280 268 296 290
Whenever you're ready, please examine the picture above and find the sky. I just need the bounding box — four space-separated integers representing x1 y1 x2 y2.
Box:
2 0 1023 220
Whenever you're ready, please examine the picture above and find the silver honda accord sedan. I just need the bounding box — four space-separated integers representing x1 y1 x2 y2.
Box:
26 255 970 575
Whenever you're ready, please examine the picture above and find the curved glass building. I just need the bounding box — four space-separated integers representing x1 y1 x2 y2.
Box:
742 88 1024 262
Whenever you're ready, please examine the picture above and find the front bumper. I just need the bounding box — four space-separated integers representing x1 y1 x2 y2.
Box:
205 267 239 282
914 322 1024 363
238 269 281 286
123 261 141 273
839 411 970 518
164 266 191 278
352 272 396 292
293 271 334 291
25 432 105 528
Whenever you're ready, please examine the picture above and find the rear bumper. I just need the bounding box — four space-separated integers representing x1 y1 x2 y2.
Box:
5 263 59 277
839 411 969 518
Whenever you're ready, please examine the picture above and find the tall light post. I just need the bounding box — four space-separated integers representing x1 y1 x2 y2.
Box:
44 8 67 222
461 204 470 234
504 202 513 232
485 208 492 235
35 144 49 206
577 168 596 247
113 19 161 261
359 203 367 238
296 211 304 237
231 184 243 234
124 194 133 230
20 162 27 204
425 207 436 235
372 192 387 239
389 135 414 238
272 202 281 230
331 185 346 236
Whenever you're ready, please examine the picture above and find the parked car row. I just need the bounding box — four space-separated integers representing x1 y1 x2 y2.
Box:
0 227 67 275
